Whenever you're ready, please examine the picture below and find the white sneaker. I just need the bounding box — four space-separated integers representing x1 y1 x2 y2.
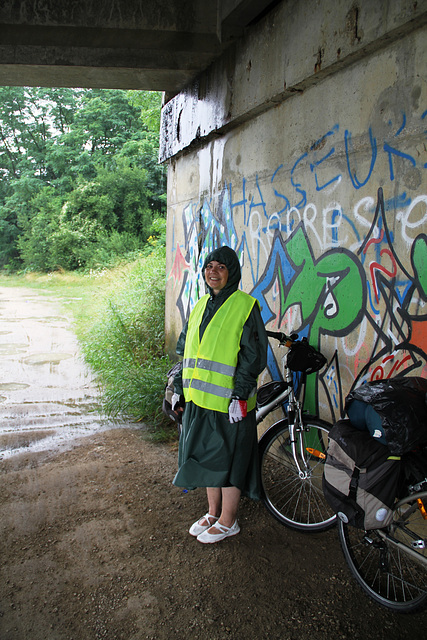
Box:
197 520 240 544
189 513 218 537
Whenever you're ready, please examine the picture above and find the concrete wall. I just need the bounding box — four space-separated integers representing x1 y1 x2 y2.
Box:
161 0 427 427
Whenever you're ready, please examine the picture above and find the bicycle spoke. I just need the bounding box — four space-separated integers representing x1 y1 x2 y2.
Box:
259 419 336 531
338 493 427 612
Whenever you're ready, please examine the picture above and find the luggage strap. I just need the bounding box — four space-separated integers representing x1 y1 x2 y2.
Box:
349 468 360 501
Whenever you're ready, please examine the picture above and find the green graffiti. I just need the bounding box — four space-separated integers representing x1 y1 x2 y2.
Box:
411 234 427 299
283 227 365 344
278 227 364 415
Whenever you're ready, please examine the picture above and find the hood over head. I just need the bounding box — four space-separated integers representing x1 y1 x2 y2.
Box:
202 246 241 297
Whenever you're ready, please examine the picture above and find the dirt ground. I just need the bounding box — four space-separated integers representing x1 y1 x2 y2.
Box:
0 427 426 640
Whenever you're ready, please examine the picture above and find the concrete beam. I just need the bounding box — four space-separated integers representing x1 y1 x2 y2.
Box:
0 64 199 92
0 1 219 33
0 0 281 94
0 24 222 53
159 0 427 161
0 0 221 93
0 23 221 92
219 0 282 40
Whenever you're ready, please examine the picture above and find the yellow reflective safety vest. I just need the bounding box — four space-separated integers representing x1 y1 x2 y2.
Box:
182 290 259 413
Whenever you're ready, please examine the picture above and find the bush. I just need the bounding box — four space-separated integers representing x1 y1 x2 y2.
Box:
80 244 173 436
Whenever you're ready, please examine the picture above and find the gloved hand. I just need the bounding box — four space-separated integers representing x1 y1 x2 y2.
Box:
171 393 185 413
228 398 247 423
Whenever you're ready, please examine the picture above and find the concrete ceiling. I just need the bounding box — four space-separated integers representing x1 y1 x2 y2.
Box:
0 0 280 98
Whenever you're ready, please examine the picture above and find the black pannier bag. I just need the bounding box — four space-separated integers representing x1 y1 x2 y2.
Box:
287 338 326 374
345 377 427 455
162 361 183 424
256 380 288 408
322 420 401 530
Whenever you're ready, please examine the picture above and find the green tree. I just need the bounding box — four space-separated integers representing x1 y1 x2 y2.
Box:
0 87 166 271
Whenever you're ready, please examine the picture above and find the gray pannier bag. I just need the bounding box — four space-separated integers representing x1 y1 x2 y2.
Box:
162 361 183 425
322 420 401 530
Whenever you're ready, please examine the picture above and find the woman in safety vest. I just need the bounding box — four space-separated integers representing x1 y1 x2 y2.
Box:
172 246 268 543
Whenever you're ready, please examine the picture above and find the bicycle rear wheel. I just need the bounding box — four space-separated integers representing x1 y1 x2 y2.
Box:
338 491 427 612
258 416 337 532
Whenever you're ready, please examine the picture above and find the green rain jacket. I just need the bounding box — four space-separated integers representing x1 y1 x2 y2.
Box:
173 246 268 499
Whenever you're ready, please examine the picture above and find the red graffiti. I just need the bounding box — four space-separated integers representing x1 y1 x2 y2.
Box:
363 229 384 253
169 243 189 289
369 248 397 303
370 353 411 380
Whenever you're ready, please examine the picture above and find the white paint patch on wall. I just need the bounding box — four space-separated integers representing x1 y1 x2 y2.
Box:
197 144 211 196
212 135 228 195
198 136 228 202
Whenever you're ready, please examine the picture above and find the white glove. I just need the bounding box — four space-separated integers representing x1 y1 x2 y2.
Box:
228 398 247 423
171 393 181 411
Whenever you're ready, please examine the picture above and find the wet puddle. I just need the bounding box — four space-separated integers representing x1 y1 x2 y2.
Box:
22 352 73 365
0 382 30 391
0 343 30 355
0 286 129 460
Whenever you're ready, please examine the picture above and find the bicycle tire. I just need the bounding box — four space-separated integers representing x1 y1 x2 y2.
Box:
258 416 337 532
338 491 427 613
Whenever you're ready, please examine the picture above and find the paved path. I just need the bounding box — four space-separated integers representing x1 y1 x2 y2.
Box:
0 286 124 460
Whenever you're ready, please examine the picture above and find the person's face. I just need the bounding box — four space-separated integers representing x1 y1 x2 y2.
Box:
204 260 229 295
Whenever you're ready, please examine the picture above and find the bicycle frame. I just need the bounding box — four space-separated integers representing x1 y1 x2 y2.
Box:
256 332 313 480
377 490 427 568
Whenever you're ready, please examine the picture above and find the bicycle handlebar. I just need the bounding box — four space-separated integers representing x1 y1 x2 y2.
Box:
266 330 298 345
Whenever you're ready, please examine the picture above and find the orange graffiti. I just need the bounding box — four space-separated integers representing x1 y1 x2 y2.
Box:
410 319 427 353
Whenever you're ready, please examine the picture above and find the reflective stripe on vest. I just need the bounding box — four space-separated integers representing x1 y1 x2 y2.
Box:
182 290 258 413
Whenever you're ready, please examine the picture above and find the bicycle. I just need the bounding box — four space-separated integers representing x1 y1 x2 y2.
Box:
256 330 337 532
337 446 427 613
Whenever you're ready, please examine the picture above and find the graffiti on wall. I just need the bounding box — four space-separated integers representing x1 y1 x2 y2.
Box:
168 114 427 423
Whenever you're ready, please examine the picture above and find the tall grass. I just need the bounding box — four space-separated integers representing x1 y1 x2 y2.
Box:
79 245 174 437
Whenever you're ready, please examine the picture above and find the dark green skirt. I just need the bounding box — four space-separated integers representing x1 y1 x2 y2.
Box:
173 401 261 500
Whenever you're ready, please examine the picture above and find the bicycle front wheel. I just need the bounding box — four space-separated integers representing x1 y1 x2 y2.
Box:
338 491 427 612
258 416 337 532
